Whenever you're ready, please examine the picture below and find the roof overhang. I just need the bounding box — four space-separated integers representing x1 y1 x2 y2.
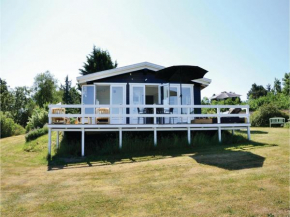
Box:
77 62 164 85
76 62 211 89
192 78 212 89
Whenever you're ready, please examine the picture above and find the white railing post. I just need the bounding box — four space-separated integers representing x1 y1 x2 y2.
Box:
246 106 250 123
48 128 51 156
119 128 122 149
187 108 190 124
153 107 157 124
81 128 85 157
154 128 157 146
81 105 84 124
48 107 52 124
217 107 221 124
187 127 191 145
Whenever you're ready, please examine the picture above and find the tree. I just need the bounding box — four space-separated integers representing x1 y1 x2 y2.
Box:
60 76 80 104
266 84 272 92
33 71 58 107
79 45 117 75
273 78 282 94
12 86 35 127
0 78 14 112
282 72 290 95
247 83 267 99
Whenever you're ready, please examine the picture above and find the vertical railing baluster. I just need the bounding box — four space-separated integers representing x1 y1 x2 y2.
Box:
217 107 221 124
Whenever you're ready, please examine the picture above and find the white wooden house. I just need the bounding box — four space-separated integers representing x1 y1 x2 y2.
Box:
48 62 251 156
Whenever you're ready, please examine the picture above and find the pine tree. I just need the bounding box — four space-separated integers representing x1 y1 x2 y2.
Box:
282 72 290 95
79 45 117 75
273 78 282 94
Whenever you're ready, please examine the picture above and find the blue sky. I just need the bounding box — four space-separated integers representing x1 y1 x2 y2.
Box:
1 0 289 100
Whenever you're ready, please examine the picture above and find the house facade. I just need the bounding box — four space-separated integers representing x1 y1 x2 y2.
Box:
47 62 250 156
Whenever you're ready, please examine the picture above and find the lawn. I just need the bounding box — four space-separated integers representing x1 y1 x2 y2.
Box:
1 128 289 216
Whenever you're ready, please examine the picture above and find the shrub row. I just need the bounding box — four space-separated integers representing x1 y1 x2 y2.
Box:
0 112 25 138
251 104 289 127
25 126 48 142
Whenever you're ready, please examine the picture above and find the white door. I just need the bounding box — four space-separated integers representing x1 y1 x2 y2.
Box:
111 85 126 124
82 85 95 124
130 85 145 124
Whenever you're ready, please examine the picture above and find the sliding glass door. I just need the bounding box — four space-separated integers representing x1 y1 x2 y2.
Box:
130 85 145 124
82 85 95 124
111 85 125 124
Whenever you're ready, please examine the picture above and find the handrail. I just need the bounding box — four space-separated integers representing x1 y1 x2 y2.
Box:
48 104 250 125
48 104 249 109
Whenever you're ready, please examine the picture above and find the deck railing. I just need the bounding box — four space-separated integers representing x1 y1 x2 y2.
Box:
48 104 250 125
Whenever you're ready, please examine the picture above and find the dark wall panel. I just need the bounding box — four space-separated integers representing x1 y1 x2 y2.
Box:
194 84 201 114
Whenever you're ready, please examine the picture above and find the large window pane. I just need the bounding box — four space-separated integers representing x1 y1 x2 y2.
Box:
182 87 191 114
96 85 110 105
82 86 95 114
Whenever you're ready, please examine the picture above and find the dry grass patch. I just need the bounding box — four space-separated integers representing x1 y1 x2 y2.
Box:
1 128 289 216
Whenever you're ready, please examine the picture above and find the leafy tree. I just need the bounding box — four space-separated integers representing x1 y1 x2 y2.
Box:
273 78 282 94
248 92 289 111
0 78 14 112
33 71 58 107
79 45 117 75
25 108 48 132
0 111 25 138
251 104 288 127
282 72 290 95
12 86 35 127
247 83 267 99
201 97 210 105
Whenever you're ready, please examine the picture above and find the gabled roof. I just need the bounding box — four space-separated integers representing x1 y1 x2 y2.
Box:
76 62 211 89
77 62 164 84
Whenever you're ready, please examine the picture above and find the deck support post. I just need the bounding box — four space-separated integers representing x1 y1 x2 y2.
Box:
232 129 234 135
56 131 59 149
247 127 251 140
81 128 85 157
187 127 191 145
154 128 157 146
119 128 122 149
218 127 221 143
48 128 52 155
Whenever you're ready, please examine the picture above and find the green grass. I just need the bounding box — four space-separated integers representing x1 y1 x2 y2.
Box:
1 128 289 216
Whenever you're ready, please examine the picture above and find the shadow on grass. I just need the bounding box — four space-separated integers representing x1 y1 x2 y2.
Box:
47 131 276 171
247 130 268 134
191 151 265 170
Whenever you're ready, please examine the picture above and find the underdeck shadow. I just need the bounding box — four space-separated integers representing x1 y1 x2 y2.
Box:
47 140 275 172
191 150 265 170
239 130 268 135
47 130 278 171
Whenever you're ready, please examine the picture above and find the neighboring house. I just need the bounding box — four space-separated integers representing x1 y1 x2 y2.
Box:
48 62 250 156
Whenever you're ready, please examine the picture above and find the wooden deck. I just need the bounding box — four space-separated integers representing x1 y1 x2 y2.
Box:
47 104 251 156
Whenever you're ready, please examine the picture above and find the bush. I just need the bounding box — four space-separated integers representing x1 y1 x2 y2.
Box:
25 108 48 132
0 112 25 138
284 122 290 128
25 126 48 142
249 92 290 111
251 104 289 127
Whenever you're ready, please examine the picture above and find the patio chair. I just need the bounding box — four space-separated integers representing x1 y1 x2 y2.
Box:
137 108 146 124
164 108 174 124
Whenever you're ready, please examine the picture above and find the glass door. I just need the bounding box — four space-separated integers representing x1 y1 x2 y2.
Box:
130 85 145 124
181 86 192 122
82 85 95 124
111 85 125 124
